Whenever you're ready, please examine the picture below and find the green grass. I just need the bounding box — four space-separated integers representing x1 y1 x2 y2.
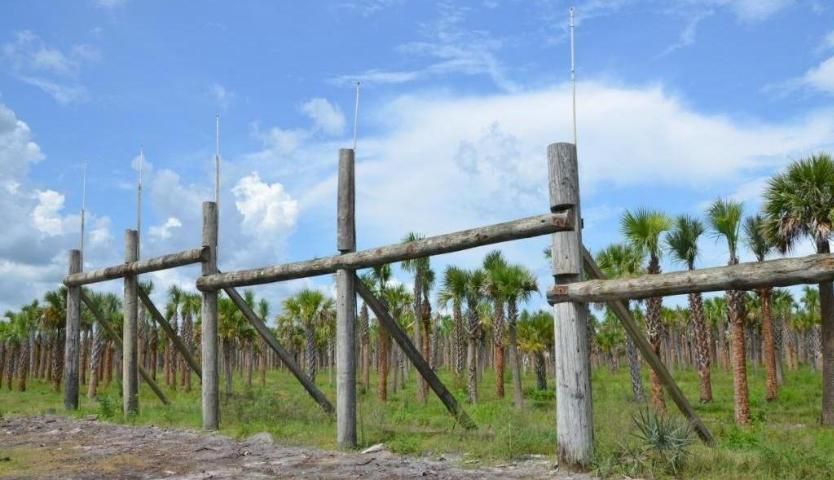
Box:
1 366 832 479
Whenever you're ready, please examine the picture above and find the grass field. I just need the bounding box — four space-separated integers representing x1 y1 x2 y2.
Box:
1 366 832 479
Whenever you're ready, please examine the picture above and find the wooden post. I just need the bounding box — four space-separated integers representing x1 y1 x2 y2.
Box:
355 276 476 429
137 288 202 379
63 249 81 410
336 148 357 448
123 230 139 415
81 291 170 405
548 142 593 467
581 249 715 445
201 201 220 430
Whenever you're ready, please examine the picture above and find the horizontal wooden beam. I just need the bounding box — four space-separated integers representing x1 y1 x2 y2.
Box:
65 247 208 286
581 248 715 446
548 253 834 304
198 212 573 290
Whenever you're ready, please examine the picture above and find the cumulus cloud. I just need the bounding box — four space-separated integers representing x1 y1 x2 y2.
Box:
210 83 234 110
233 173 299 236
149 217 183 240
0 103 117 311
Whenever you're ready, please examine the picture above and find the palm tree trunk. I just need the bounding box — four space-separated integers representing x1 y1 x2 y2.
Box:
534 351 547 390
759 288 778 401
508 298 524 409
223 339 234 398
378 329 390 401
304 324 317 383
87 327 106 399
17 340 29 392
51 331 64 392
454 305 465 380
728 288 751 425
645 256 666 412
689 292 712 402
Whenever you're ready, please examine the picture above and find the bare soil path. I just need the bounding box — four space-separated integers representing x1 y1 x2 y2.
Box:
0 416 591 479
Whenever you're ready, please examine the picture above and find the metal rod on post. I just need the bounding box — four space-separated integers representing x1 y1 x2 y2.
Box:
336 148 357 448
201 201 220 430
63 249 81 410
123 230 139 416
548 142 593 468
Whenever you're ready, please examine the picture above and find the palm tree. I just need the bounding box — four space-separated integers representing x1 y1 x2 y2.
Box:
439 266 468 384
369 264 393 401
744 214 779 401
482 250 509 398
622 208 671 412
499 264 538 409
165 285 183 390
256 298 269 386
293 289 330 384
401 232 431 404
800 287 823 372
707 198 750 425
771 288 793 384
42 288 67 392
518 310 554 390
597 243 646 402
665 215 713 403
463 269 486 404
762 153 834 425
358 272 373 394
180 293 200 392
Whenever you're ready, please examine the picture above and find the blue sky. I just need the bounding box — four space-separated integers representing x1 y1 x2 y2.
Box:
2 0 834 316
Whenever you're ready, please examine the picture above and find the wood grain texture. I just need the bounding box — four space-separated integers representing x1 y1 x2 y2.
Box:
549 253 834 304
123 230 139 415
201 202 219 430
64 247 207 286
198 212 573 290
63 249 81 410
547 142 593 468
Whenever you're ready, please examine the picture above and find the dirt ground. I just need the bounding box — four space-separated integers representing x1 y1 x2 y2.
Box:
0 415 591 479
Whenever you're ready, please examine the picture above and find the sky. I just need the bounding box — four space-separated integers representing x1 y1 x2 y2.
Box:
2 0 834 317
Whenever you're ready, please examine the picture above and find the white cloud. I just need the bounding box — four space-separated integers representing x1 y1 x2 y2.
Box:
332 3 517 91
149 217 182 240
232 173 299 236
300 98 346 136
0 104 43 178
723 0 793 22
32 190 66 236
1 31 98 104
801 56 834 94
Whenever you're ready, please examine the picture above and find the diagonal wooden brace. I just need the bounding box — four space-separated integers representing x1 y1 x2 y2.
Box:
580 248 715 446
137 288 202 379
222 281 335 414
81 291 170 406
354 274 476 430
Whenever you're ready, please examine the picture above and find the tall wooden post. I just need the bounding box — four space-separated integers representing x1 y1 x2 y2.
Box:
548 142 593 467
201 201 220 430
336 148 357 448
63 249 81 410
123 230 139 415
